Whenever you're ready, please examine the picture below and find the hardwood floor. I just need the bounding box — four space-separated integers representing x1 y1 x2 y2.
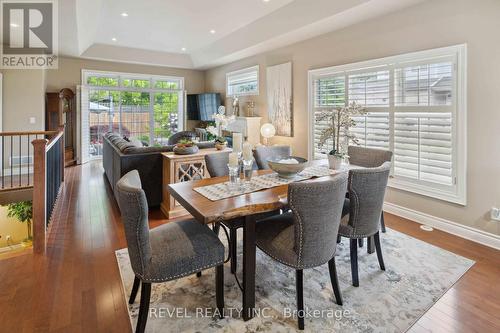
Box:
0 161 498 332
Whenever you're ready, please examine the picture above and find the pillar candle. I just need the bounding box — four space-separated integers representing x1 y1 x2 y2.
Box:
232 132 243 153
228 152 239 167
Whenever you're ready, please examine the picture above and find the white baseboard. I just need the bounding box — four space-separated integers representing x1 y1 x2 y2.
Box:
383 202 500 251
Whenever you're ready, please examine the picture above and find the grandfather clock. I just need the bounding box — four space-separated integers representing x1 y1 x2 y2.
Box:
46 88 76 166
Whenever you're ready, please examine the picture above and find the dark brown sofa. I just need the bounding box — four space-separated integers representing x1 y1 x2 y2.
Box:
103 132 214 207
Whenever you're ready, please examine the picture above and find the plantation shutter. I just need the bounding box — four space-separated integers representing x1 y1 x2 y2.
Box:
310 46 465 204
393 60 455 186
312 75 346 158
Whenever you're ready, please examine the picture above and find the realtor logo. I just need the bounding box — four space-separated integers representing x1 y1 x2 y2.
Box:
1 0 58 68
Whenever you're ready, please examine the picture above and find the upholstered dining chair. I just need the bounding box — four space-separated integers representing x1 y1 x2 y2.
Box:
255 174 348 330
338 162 391 287
204 153 259 275
116 170 225 333
347 146 393 234
254 145 292 169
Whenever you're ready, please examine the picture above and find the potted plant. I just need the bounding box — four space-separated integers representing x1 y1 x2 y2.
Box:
206 125 228 150
317 102 366 169
173 138 199 155
6 201 33 246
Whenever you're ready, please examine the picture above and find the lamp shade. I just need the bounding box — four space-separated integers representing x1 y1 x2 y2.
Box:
260 123 276 139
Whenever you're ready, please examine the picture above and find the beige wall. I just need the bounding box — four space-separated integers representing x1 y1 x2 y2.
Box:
205 0 500 236
1 69 46 131
0 206 29 248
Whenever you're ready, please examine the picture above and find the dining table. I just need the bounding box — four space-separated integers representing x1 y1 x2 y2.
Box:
167 159 355 321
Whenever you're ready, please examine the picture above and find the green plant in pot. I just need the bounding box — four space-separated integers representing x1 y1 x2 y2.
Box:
207 126 228 150
6 201 33 246
317 102 366 169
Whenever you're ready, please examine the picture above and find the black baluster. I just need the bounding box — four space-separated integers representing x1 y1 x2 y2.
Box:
1 136 3 189
27 134 30 186
10 136 13 188
19 135 21 187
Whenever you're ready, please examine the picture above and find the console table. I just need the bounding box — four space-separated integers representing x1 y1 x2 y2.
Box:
161 148 230 218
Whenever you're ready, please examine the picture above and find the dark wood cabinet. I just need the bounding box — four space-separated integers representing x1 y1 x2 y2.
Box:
46 88 76 166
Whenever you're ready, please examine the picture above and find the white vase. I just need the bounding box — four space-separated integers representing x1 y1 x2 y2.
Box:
328 155 343 170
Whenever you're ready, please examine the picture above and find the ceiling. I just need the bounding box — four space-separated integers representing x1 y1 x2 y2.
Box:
59 0 427 70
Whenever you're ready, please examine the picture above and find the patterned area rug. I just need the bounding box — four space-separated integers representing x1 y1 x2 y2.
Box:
115 228 474 332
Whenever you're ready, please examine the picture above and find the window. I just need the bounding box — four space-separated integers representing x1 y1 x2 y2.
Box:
308 45 467 204
226 65 259 96
81 70 184 159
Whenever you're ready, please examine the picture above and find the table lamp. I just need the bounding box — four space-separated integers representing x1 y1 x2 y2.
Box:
260 123 276 146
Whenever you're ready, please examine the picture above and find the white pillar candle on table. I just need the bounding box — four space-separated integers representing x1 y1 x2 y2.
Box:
228 152 239 167
243 141 253 161
232 133 243 153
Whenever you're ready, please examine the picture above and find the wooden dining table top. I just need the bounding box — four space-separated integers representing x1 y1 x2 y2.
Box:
167 159 348 224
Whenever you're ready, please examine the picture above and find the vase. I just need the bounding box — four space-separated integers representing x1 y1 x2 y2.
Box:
215 142 227 150
328 155 343 170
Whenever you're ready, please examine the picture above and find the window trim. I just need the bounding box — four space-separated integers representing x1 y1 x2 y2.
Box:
226 65 260 97
308 44 467 205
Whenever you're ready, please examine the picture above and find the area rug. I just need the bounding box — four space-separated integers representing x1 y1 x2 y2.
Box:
115 228 474 332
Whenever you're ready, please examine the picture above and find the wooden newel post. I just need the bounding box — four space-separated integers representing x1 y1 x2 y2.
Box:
32 139 48 254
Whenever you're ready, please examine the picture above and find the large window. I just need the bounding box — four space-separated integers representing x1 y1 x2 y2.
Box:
226 65 259 96
308 45 467 204
81 70 184 159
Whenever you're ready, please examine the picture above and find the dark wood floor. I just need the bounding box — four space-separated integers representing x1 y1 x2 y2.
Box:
0 162 498 332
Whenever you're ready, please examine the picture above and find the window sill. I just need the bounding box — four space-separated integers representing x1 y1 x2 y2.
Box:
388 177 466 206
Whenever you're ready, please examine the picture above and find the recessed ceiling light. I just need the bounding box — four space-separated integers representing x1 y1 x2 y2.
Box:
263 0 271 2
181 47 187 52
10 23 19 27
112 37 117 42
210 29 216 34
121 12 128 17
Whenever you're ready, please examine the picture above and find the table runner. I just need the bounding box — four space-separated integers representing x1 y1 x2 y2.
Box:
194 166 341 201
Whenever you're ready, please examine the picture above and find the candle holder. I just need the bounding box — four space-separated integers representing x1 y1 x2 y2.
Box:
227 164 240 191
242 159 254 190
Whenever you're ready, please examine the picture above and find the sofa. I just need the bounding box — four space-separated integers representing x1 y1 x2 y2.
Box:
103 132 215 207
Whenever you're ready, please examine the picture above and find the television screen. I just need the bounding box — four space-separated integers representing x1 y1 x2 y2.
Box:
187 93 221 121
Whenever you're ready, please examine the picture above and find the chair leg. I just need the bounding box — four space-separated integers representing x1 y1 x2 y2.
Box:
136 282 151 333
196 271 202 277
358 238 364 248
380 212 387 233
216 264 225 318
230 228 237 274
374 232 386 271
336 235 341 244
296 269 305 330
129 276 140 304
350 239 359 287
367 235 375 254
328 257 343 306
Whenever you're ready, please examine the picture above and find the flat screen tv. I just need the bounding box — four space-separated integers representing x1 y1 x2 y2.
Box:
187 93 221 121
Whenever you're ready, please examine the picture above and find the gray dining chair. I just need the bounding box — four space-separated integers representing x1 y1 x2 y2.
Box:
255 174 348 330
204 153 259 276
254 145 292 169
338 162 391 287
347 145 393 234
116 170 225 333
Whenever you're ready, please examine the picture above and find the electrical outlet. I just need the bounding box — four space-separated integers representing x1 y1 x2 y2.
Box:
491 207 500 221
6 235 11 241
29 117 36 124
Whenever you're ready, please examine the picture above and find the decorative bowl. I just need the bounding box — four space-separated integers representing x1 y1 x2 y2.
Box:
267 156 308 179
173 145 199 155
215 142 227 151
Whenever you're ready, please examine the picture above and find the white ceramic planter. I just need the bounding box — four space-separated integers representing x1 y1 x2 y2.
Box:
328 155 343 170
